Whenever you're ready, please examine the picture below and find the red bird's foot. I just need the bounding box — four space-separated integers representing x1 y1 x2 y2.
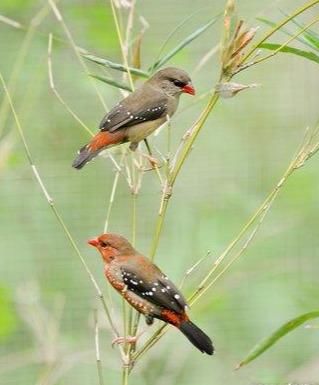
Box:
111 330 145 347
111 335 138 347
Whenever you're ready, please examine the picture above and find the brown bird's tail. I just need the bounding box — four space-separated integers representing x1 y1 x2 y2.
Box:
179 320 214 355
72 131 125 169
72 144 100 169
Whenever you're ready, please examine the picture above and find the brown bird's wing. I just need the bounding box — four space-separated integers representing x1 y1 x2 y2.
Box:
120 264 187 314
99 86 168 133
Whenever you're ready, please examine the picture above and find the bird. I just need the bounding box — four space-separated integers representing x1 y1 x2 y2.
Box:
88 232 214 355
72 67 195 169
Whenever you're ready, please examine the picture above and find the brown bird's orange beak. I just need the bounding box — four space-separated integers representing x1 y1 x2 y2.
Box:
88 238 99 247
182 83 195 96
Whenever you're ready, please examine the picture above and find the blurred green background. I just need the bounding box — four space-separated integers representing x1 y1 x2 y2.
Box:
1 0 319 384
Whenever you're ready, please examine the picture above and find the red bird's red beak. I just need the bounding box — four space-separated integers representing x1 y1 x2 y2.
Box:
88 238 99 247
182 83 195 95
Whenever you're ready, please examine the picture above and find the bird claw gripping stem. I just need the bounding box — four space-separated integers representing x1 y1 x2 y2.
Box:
141 154 162 171
112 335 139 347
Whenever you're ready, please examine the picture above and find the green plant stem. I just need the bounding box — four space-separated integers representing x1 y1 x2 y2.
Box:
122 365 129 385
149 91 221 259
94 310 104 385
133 122 319 364
134 0 319 359
149 0 319 261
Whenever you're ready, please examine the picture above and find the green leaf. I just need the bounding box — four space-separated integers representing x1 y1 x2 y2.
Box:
152 7 211 70
278 10 319 50
83 54 150 78
260 42 319 64
151 14 221 71
89 74 133 92
257 17 314 50
237 310 319 369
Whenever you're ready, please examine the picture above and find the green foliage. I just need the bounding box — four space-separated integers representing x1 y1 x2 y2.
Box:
70 4 119 50
84 14 220 90
0 0 35 11
0 286 17 340
258 15 319 64
150 14 221 72
237 311 319 368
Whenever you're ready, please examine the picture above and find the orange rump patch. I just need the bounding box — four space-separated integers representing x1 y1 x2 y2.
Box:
88 131 126 152
161 309 188 327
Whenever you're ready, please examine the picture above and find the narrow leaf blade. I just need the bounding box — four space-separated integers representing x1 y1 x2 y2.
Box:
257 17 314 49
260 43 319 64
278 10 319 49
237 310 319 369
151 14 221 71
89 74 133 92
83 54 150 78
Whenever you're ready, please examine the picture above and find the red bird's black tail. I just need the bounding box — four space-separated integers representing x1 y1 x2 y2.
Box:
72 144 100 169
179 320 214 355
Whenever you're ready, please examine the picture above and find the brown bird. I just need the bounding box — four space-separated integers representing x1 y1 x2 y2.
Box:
88 233 214 355
72 67 195 169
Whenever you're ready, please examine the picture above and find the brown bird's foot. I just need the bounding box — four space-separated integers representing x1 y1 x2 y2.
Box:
145 315 154 325
140 153 162 171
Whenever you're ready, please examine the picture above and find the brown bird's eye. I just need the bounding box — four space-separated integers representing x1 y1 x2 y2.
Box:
100 241 110 248
173 79 186 88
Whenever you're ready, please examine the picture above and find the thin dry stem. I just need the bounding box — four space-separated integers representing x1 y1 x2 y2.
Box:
0 3 51 137
48 0 108 110
110 0 135 91
47 33 93 136
0 71 126 362
133 122 319 363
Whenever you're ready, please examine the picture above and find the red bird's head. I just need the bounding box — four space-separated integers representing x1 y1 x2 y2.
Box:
88 233 135 263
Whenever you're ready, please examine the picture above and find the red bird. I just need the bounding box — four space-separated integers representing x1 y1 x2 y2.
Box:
72 67 195 169
88 233 214 355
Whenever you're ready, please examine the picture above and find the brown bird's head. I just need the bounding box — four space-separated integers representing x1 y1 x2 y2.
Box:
88 233 135 263
149 67 195 97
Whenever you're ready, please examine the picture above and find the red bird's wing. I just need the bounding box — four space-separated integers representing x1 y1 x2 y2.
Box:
99 87 168 133
120 264 187 314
